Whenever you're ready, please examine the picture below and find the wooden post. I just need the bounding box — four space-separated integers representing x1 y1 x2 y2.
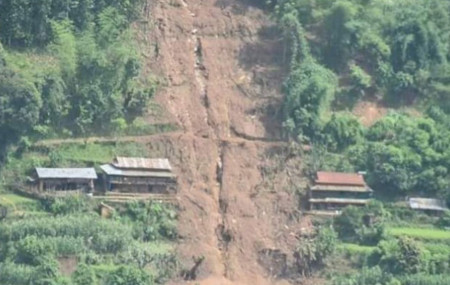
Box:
89 179 94 193
39 180 44 192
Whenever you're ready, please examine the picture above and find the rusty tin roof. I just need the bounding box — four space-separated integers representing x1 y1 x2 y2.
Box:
113 157 172 171
315 171 366 186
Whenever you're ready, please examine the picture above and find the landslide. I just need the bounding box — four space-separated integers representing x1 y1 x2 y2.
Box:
139 0 307 284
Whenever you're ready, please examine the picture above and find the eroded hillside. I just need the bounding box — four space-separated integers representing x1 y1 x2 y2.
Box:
139 0 307 284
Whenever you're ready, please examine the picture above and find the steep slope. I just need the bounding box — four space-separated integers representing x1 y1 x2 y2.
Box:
140 0 306 284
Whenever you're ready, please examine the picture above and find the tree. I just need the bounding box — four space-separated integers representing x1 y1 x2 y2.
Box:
282 58 338 140
373 237 424 275
323 113 364 151
0 59 42 142
323 0 358 69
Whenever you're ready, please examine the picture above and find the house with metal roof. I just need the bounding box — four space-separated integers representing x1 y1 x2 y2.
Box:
309 171 373 212
100 157 176 193
35 168 97 193
408 198 448 215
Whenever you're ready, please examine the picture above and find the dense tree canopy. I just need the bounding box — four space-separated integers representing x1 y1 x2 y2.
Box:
0 0 154 157
0 0 143 47
271 0 450 202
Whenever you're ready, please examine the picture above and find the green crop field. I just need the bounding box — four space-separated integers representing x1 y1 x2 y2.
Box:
388 227 450 241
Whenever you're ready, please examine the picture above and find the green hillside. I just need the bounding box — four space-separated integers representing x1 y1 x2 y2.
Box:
267 1 450 284
270 0 450 206
0 0 157 159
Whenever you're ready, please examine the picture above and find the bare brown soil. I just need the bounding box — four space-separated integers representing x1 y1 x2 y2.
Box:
352 100 388 126
352 99 422 127
137 0 309 284
58 257 78 276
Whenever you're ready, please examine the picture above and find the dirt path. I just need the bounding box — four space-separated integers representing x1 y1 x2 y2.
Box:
139 1 305 284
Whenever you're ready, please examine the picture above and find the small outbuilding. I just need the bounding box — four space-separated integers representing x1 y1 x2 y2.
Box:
309 171 373 212
100 157 176 193
408 197 448 215
35 168 97 193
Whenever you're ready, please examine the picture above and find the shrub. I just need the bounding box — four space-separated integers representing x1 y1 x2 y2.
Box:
0 262 35 284
106 265 153 285
72 263 96 285
125 202 177 241
332 266 399 285
49 196 93 215
294 227 337 276
371 237 424 275
15 235 55 265
0 214 132 242
334 201 387 245
349 63 372 90
323 113 364 151
399 274 450 285
437 211 450 228
32 255 61 285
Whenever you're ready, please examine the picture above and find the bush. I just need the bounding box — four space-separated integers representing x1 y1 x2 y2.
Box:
332 266 400 285
399 274 450 285
437 211 450 228
334 201 387 245
72 263 96 285
48 196 93 215
125 202 177 241
32 255 61 285
0 262 35 284
106 265 153 285
294 227 337 276
323 113 364 151
15 236 55 265
0 214 132 243
371 237 424 275
349 63 372 90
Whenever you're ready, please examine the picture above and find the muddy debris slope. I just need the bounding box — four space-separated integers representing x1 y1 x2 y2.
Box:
139 0 309 284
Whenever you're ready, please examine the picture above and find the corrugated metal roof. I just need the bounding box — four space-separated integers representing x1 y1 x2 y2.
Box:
311 185 372 193
36 168 97 179
113 157 172 171
100 164 175 178
309 198 370 204
315 171 366 186
409 198 448 211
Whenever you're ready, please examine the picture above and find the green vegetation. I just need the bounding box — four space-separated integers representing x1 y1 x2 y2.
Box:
323 203 450 284
388 227 450 241
331 266 401 285
294 227 338 276
1 141 149 187
338 243 375 254
268 5 450 282
0 139 176 284
49 141 151 165
270 0 450 205
0 0 158 159
0 197 178 285
334 201 387 245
